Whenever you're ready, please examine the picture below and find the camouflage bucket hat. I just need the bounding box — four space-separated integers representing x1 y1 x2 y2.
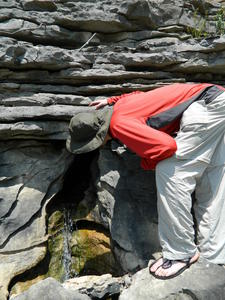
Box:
66 107 113 154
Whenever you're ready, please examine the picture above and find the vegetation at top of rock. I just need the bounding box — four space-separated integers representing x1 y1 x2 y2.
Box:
216 7 225 35
186 6 225 38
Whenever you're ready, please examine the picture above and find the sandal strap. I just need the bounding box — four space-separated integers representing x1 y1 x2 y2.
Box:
162 258 191 270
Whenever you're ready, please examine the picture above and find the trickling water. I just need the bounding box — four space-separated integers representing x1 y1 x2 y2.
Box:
62 206 73 281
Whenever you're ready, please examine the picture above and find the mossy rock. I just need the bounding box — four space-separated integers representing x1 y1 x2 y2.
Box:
10 209 122 297
45 209 66 281
47 233 65 281
48 210 64 236
10 210 66 296
71 228 120 276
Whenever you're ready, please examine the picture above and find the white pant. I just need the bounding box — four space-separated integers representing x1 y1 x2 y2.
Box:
156 92 225 263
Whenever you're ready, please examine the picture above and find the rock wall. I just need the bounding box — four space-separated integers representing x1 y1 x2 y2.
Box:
0 0 225 299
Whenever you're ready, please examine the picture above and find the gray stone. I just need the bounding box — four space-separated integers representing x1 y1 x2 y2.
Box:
0 247 46 300
0 67 175 85
0 93 90 106
0 82 179 96
23 0 58 12
0 105 88 122
0 121 69 140
0 140 72 249
96 142 160 272
119 258 225 300
11 277 91 300
0 37 90 70
63 274 121 299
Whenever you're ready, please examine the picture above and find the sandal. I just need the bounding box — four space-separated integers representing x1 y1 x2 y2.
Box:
149 257 194 280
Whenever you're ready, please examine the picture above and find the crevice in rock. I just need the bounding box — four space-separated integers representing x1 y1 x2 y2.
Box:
124 65 169 72
181 289 199 300
8 248 51 298
1 34 92 49
0 20 99 48
0 76 179 87
0 160 53 224
74 220 112 246
0 181 25 224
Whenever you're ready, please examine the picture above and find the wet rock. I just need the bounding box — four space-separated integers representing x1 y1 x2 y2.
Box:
70 227 120 276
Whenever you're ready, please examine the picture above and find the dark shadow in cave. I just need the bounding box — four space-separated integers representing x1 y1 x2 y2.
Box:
47 149 99 212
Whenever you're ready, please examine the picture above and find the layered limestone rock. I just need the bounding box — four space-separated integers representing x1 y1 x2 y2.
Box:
0 0 225 299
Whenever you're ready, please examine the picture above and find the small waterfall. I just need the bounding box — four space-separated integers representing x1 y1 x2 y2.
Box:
62 206 73 281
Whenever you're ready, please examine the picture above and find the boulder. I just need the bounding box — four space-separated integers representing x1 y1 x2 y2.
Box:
63 274 122 299
11 277 91 300
119 258 225 300
96 142 160 272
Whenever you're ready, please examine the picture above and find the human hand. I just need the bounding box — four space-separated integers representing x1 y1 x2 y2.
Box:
89 99 108 110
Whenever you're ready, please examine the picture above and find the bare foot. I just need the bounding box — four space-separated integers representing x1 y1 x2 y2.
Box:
150 252 200 279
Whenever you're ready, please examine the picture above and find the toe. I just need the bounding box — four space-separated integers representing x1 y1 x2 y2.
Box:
154 266 164 277
150 258 164 273
155 261 186 278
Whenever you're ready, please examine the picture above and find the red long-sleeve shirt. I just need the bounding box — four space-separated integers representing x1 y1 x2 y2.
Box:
108 83 225 170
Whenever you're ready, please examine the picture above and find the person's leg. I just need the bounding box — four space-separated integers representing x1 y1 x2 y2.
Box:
149 157 204 278
156 157 207 259
150 92 225 278
195 133 225 264
150 100 209 278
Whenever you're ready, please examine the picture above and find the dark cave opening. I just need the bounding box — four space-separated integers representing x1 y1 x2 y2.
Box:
47 149 99 211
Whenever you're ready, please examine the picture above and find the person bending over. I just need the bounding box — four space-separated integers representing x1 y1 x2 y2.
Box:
66 83 225 279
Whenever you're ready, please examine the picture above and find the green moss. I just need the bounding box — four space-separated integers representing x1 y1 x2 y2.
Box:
10 207 122 297
47 234 64 281
48 210 64 235
70 229 121 276
216 7 225 36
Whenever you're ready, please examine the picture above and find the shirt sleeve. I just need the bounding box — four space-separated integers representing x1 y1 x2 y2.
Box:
110 116 177 170
107 91 144 105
